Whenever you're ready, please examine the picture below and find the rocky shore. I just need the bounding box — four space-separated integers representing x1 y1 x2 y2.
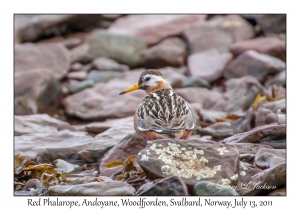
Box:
14 14 286 196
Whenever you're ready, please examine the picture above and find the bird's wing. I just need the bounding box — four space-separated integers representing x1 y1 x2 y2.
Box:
136 89 195 134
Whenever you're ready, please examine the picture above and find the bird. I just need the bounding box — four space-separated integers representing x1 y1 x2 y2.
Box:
119 69 196 140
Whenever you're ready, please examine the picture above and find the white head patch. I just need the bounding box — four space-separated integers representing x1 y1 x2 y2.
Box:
143 75 164 86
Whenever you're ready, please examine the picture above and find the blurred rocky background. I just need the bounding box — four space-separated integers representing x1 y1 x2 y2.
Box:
14 14 286 196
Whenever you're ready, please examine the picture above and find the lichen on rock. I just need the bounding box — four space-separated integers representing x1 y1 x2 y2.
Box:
139 141 222 180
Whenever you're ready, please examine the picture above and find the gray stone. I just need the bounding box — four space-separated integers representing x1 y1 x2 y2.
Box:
261 98 286 113
14 114 76 136
66 71 87 81
15 14 105 42
85 30 147 68
193 181 239 196
230 37 286 61
209 15 255 42
255 148 285 169
268 188 286 196
14 69 62 116
137 138 240 189
242 162 286 196
257 15 286 35
108 15 207 45
78 120 135 163
183 77 211 88
224 50 285 82
264 70 286 87
187 49 233 83
199 122 233 139
236 162 263 195
138 175 189 196
48 181 135 196
15 43 70 80
143 37 187 69
212 75 267 112
184 24 233 54
87 70 122 83
175 87 222 109
69 80 95 94
92 57 129 72
85 116 132 134
222 124 286 144
99 132 147 171
232 107 254 134
15 130 93 163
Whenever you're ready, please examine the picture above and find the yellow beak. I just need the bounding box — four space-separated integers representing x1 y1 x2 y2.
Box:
119 83 141 95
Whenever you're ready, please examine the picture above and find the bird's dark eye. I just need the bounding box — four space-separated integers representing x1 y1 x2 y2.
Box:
145 77 150 81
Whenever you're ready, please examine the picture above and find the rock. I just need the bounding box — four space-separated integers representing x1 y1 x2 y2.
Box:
84 30 147 68
183 77 211 89
66 71 87 81
25 179 41 190
92 57 129 72
108 15 207 45
137 138 240 189
62 70 145 120
224 50 285 82
15 43 70 80
241 162 285 195
53 159 82 173
212 75 267 112
86 116 133 134
193 181 239 196
211 15 255 42
183 24 233 54
14 69 62 116
199 122 233 139
195 107 228 124
254 107 273 127
70 63 84 72
15 191 33 196
143 37 187 69
15 130 93 163
222 124 286 144
63 37 82 49
70 44 89 63
138 175 189 196
229 37 286 61
232 107 254 134
63 68 189 120
268 188 286 196
239 154 255 163
15 14 106 42
255 148 285 169
99 133 147 171
175 87 222 109
236 162 263 195
87 70 122 83
257 15 286 35
78 120 135 163
187 49 233 83
277 114 286 124
69 80 95 94
14 114 76 136
261 98 286 113
159 67 188 88
229 143 273 155
264 70 286 87
48 181 135 196
100 166 123 177
266 84 286 100
257 111 286 127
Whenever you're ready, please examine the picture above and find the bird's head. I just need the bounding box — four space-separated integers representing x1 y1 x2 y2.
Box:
119 69 172 95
